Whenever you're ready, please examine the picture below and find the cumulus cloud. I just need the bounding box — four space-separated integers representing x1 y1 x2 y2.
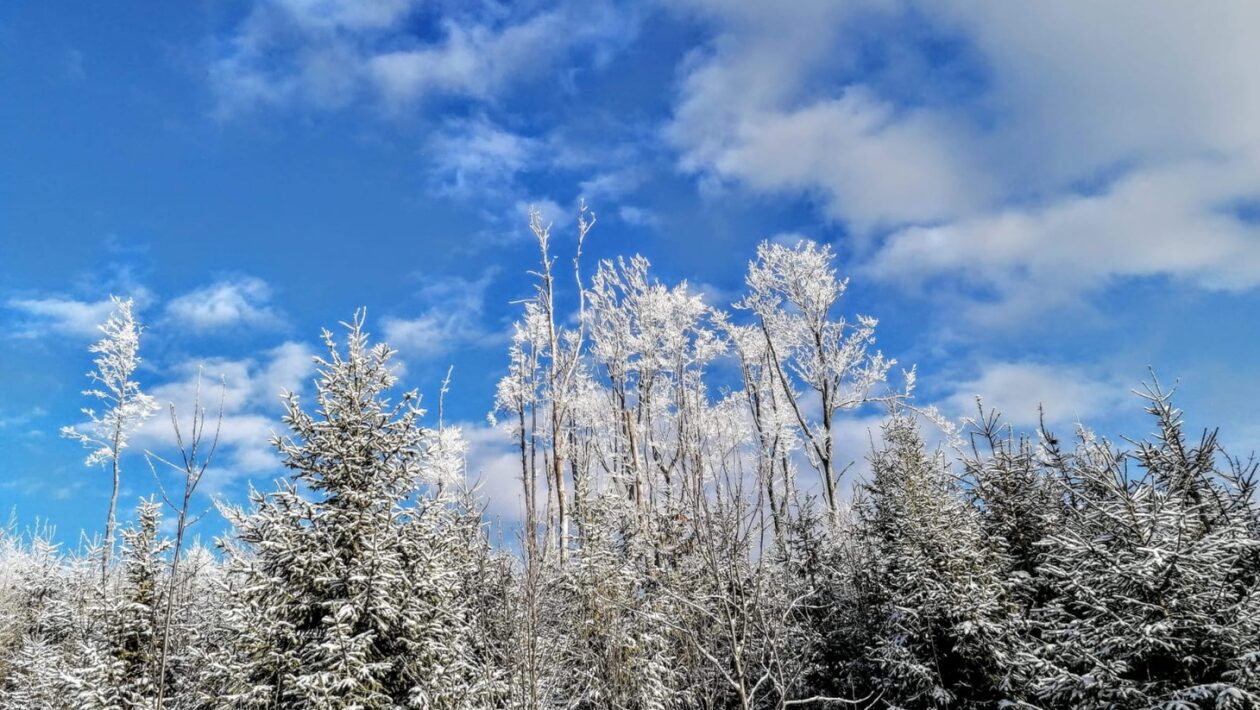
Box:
458 421 528 523
132 341 316 494
667 0 1260 317
665 0 983 230
676 83 986 229
164 276 284 332
866 159 1260 324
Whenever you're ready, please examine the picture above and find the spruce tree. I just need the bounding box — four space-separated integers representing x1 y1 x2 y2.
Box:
74 498 170 709
1031 387 1260 708
855 413 1016 707
218 314 490 709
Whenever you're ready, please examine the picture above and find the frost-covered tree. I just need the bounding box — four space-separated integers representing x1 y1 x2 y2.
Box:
738 241 893 521
961 406 1063 618
11 226 1260 710
1028 385 1260 709
521 204 595 561
545 495 685 710
145 371 225 710
62 296 159 576
73 498 170 709
0 526 82 708
217 314 493 709
584 255 725 524
852 413 1017 708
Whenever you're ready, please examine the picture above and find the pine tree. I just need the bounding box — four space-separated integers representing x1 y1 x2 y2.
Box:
854 413 1017 707
1030 386 1260 709
218 314 491 709
74 498 170 709
0 528 80 709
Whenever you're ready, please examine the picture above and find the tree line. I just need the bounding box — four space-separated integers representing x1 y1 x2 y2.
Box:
2 210 1258 709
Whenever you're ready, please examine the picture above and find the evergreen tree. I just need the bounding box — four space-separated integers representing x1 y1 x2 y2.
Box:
854 413 1017 708
0 529 81 709
218 314 491 709
1030 386 1260 708
74 498 170 709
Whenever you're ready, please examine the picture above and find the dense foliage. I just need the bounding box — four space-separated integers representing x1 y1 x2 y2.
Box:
2 224 1257 709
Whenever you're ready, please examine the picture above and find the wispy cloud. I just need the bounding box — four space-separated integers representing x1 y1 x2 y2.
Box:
7 296 119 338
210 0 639 118
0 406 47 431
425 116 541 198
6 287 154 339
381 270 505 361
940 361 1132 429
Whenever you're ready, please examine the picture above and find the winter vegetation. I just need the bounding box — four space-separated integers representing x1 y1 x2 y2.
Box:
2 213 1259 709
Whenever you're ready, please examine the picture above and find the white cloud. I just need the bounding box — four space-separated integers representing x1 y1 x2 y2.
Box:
581 168 646 202
381 271 504 360
7 296 119 338
271 0 413 32
211 0 637 117
617 205 658 229
940 361 1131 429
0 406 46 430
687 279 737 308
936 1 1260 186
667 0 1260 316
665 0 982 230
368 18 537 108
425 117 541 197
366 3 635 109
208 0 412 117
513 198 570 230
164 276 284 332
132 341 316 495
458 422 528 523
865 159 1260 324
678 84 986 230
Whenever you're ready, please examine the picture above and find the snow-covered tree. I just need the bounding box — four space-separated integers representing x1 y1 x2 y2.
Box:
852 413 1017 707
961 405 1063 617
217 314 493 709
8 228 1260 710
62 296 159 576
73 498 170 709
738 241 893 521
1029 385 1260 709
0 526 81 708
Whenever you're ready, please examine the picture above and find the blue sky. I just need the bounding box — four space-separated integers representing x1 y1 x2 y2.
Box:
3 0 1259 542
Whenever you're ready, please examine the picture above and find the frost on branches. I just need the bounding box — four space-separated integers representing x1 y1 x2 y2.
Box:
60 295 159 576
3 223 1260 709
213 314 500 709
